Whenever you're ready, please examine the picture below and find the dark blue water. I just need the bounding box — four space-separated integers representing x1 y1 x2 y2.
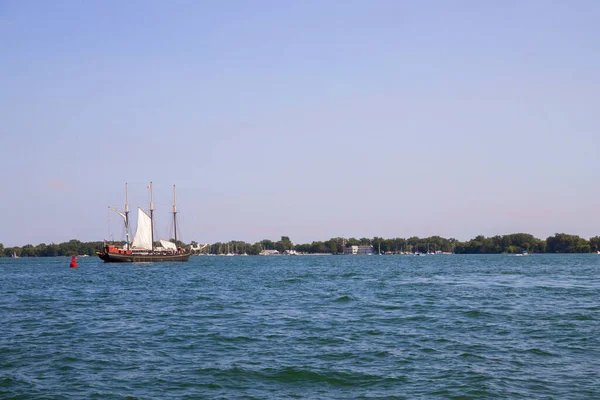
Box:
1 254 599 399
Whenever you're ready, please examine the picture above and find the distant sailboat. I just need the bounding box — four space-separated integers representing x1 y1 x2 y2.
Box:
97 183 191 263
226 243 234 256
12 251 19 259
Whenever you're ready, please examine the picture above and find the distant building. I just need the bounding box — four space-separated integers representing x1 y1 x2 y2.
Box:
344 245 374 255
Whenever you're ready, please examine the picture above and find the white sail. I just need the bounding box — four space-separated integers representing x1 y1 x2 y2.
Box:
160 239 177 250
131 208 153 250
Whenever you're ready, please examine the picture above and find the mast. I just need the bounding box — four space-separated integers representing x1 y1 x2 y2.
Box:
173 184 178 250
125 183 130 250
150 181 154 251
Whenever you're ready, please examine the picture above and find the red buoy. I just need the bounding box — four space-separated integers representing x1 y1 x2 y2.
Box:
70 255 78 268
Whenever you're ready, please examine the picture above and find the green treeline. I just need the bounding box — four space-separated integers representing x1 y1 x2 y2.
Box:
4 233 598 257
207 233 600 255
0 240 107 258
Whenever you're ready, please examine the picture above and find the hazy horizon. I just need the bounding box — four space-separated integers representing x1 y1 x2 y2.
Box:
1 1 599 247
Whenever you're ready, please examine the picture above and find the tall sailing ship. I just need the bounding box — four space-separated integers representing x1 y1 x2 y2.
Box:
97 183 191 262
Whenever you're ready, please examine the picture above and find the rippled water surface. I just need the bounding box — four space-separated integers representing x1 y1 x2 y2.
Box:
1 254 600 399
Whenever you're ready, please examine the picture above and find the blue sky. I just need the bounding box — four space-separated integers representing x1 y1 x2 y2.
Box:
1 0 599 246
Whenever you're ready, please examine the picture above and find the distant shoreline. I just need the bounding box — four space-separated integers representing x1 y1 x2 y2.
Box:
2 233 599 257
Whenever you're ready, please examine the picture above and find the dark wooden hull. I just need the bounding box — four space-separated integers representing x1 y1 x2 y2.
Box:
97 251 191 263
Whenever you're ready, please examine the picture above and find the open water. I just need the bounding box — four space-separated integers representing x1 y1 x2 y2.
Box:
1 254 599 399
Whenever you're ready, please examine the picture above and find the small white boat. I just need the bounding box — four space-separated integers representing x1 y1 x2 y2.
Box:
12 251 19 259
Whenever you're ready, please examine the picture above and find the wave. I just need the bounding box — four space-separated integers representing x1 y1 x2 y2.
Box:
206 333 260 343
463 310 493 318
526 348 556 357
333 295 353 303
214 366 401 387
459 352 486 360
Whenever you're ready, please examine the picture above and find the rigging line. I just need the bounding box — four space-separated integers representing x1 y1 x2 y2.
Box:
176 217 184 244
107 207 111 241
